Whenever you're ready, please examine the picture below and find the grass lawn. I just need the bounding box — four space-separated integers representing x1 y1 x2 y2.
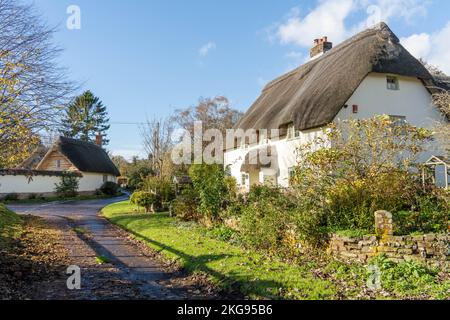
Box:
0 204 23 244
103 201 342 299
103 201 450 300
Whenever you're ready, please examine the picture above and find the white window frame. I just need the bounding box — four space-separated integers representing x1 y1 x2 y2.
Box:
387 76 399 90
286 124 301 140
389 115 407 126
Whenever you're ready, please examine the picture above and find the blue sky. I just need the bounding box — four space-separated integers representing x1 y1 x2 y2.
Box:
32 0 450 159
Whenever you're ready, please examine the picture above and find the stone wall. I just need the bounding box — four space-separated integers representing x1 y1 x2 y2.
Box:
329 211 449 266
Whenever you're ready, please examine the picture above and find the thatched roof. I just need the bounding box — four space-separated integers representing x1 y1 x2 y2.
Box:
39 137 120 176
433 75 450 91
235 22 437 131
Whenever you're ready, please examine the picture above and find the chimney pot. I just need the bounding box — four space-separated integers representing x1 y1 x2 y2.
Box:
310 36 333 59
95 133 103 146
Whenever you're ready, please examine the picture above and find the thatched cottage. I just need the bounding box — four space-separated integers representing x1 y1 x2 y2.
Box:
0 136 120 198
224 22 449 191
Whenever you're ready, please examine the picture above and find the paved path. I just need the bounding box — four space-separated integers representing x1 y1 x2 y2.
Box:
8 197 210 300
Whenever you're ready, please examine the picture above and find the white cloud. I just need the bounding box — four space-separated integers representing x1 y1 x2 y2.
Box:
272 0 428 48
401 22 450 74
277 0 355 47
400 33 431 59
199 42 216 57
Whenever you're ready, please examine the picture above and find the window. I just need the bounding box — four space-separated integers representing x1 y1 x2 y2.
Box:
286 124 300 140
387 76 399 90
352 105 359 114
389 115 407 126
241 173 249 185
56 159 61 169
103 175 108 183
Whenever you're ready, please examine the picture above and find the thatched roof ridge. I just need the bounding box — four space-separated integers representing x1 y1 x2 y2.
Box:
235 22 435 131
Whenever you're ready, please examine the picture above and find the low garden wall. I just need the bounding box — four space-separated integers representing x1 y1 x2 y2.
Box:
0 169 98 199
329 211 449 266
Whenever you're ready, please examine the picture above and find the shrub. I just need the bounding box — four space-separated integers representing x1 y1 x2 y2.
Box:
127 165 154 190
54 173 79 198
3 193 19 201
189 164 228 222
139 176 175 204
130 191 160 213
240 186 297 255
172 188 200 221
100 181 120 196
394 191 449 235
290 116 441 244
206 225 237 242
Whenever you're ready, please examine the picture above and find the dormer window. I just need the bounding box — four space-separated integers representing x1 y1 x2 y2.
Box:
286 123 300 140
387 76 399 90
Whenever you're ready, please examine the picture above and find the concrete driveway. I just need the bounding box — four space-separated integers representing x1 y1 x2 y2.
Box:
7 197 210 300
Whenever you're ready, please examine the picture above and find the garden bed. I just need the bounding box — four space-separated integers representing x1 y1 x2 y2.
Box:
102 201 450 300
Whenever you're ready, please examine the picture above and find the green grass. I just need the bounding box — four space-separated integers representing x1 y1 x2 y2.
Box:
95 255 112 265
102 201 336 300
0 204 23 244
73 227 90 235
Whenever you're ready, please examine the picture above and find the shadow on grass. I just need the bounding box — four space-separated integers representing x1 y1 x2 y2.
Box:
108 213 286 299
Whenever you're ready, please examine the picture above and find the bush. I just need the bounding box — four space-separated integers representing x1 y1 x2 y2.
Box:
240 186 297 255
289 116 442 245
130 191 160 213
127 165 154 190
100 181 120 196
172 188 200 221
206 225 237 242
139 176 175 204
394 192 449 235
189 164 228 222
3 193 19 201
54 173 79 198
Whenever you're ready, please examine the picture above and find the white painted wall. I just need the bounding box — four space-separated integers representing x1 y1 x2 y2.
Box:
224 73 445 190
0 172 117 196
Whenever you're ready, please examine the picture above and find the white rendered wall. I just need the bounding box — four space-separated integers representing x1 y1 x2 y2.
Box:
224 73 445 190
0 172 117 196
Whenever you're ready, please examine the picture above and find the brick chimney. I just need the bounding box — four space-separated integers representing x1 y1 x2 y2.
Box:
95 133 103 147
310 36 332 60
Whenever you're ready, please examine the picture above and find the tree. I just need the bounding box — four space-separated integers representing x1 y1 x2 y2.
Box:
0 0 74 131
111 155 130 176
140 117 173 177
172 96 242 136
126 158 154 190
60 91 110 145
0 0 74 167
0 110 40 168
